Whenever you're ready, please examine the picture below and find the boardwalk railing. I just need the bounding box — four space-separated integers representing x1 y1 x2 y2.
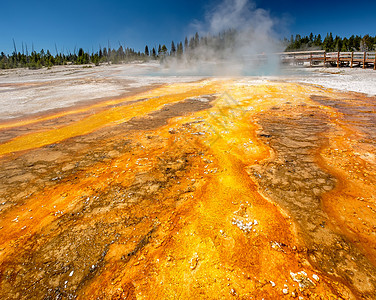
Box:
280 50 376 70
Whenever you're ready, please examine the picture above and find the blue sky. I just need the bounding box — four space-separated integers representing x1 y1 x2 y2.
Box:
1 0 375 55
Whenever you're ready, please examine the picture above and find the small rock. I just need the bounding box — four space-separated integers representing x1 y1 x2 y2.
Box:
282 288 289 294
189 253 199 270
290 271 315 288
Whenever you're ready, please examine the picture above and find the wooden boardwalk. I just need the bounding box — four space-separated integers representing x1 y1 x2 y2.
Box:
281 50 376 70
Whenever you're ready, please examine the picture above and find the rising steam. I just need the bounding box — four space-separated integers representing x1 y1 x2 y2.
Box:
162 0 284 76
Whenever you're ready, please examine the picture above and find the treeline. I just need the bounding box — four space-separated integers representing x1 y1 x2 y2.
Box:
146 30 237 62
285 33 376 52
0 30 238 69
0 44 148 69
3 31 376 69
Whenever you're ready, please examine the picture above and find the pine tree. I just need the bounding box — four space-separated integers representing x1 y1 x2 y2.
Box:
145 45 149 56
314 34 322 47
117 46 125 60
161 45 168 55
184 37 188 51
323 33 331 51
309 32 314 42
361 35 373 51
323 32 334 51
294 34 302 49
334 36 342 51
354 35 361 51
92 54 100 66
341 38 349 52
189 37 195 50
194 32 199 48
177 42 183 58
170 41 176 56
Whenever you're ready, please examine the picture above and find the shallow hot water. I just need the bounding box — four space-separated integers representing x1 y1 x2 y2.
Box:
0 80 375 299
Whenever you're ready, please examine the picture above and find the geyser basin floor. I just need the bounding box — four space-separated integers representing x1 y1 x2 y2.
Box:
0 77 376 299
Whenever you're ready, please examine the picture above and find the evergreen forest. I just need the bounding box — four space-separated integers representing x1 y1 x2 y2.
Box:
1 32 375 69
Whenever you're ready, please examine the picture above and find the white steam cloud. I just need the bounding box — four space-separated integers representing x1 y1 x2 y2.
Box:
162 0 284 76
204 0 271 35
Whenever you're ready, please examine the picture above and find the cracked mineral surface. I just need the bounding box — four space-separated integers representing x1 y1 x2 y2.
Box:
0 67 375 299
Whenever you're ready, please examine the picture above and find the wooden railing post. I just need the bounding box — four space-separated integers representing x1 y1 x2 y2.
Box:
374 52 376 70
351 52 354 68
323 52 326 67
337 51 340 68
363 51 366 69
310 52 312 67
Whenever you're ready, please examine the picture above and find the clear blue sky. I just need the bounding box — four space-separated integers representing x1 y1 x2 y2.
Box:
1 0 375 55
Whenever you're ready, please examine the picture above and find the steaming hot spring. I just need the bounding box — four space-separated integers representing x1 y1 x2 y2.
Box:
0 63 376 299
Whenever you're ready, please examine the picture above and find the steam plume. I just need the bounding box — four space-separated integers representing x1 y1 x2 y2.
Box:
163 0 284 76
